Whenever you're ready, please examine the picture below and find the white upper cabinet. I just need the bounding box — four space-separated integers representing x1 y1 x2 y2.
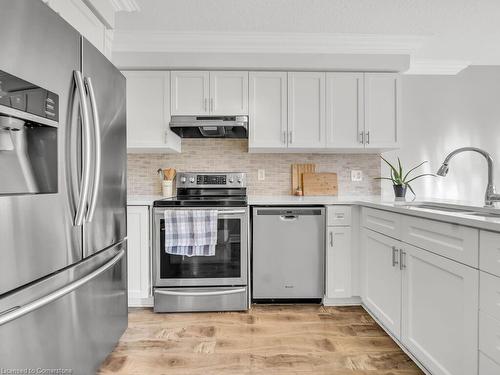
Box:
288 72 326 149
123 71 181 153
364 73 400 149
171 71 210 115
210 71 249 115
287 72 326 149
171 71 249 116
249 72 288 150
326 73 364 149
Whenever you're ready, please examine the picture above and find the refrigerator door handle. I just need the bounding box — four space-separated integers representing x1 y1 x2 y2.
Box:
73 70 92 226
84 76 101 223
0 249 125 327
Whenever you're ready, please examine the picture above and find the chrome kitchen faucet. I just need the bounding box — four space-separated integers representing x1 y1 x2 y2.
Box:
437 147 500 207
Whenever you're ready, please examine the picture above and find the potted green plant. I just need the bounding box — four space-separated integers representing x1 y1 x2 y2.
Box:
376 156 435 199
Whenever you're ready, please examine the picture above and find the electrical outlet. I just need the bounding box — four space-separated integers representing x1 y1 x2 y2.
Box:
351 170 363 182
258 169 265 181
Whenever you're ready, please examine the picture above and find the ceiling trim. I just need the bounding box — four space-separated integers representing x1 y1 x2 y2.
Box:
110 0 140 12
113 31 427 55
405 59 471 75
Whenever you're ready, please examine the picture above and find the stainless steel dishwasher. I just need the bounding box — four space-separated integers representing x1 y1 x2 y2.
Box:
252 207 325 300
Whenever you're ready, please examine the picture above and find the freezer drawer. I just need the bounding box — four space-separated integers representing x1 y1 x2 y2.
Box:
154 287 248 312
252 207 325 299
0 243 127 374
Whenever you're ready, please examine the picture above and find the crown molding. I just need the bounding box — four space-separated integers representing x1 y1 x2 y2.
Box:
404 59 471 75
110 0 140 12
113 31 427 55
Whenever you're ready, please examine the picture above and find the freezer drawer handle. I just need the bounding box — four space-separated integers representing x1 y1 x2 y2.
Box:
84 76 101 223
156 288 246 297
73 70 92 226
0 249 125 327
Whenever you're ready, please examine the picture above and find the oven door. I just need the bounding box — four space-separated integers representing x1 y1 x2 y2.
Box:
153 207 248 287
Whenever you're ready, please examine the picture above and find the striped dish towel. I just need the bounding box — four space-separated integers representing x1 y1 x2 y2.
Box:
164 210 218 256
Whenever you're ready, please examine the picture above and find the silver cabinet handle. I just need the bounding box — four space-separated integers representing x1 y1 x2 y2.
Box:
359 131 365 144
210 98 214 112
84 76 101 223
204 98 208 112
330 231 334 247
73 70 92 227
289 130 293 144
156 288 246 297
282 130 287 144
366 131 370 144
0 249 125 326
400 249 406 270
392 246 399 267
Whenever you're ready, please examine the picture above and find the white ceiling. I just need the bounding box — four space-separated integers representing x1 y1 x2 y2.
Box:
114 0 500 71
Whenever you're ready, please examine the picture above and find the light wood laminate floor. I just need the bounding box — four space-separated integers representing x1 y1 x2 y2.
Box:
99 305 424 375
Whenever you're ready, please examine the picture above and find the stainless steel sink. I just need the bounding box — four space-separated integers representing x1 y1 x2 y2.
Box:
403 203 475 214
465 211 500 218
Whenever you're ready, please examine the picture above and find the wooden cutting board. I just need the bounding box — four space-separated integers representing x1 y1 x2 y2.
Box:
302 173 338 196
291 164 316 194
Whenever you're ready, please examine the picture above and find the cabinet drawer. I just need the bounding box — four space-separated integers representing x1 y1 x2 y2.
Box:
361 207 401 238
327 206 351 226
480 271 500 321
479 352 500 375
479 311 500 365
480 231 500 277
402 216 478 267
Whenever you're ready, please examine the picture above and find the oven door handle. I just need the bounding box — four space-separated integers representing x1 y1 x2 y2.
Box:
217 210 246 215
155 288 246 297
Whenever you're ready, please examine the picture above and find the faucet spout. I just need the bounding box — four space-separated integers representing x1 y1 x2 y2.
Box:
437 147 499 207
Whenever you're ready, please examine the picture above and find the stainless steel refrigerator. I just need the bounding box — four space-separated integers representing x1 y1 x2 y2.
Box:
0 1 127 373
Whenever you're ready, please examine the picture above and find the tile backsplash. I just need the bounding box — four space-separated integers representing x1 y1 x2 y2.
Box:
128 139 381 196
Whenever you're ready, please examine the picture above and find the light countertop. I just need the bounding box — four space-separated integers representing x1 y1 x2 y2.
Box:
127 194 500 232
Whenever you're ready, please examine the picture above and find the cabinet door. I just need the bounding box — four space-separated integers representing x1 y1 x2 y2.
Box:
123 71 180 152
171 71 210 115
210 71 248 115
364 73 400 149
326 227 352 299
248 72 287 149
326 73 364 148
402 244 478 375
362 228 402 338
288 72 326 149
127 206 151 306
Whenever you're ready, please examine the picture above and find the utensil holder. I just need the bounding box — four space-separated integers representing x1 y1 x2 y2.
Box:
162 180 174 198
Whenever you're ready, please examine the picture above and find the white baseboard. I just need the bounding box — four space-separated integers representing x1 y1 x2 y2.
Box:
128 296 153 307
323 296 362 306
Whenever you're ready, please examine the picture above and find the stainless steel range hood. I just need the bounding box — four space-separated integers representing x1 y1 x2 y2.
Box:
169 115 248 138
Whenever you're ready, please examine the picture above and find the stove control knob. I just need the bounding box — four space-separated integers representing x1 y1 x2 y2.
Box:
229 177 234 183
180 177 187 183
189 177 195 183
237 178 242 184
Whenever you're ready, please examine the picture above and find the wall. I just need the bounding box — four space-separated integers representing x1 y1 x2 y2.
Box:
382 66 500 204
128 139 381 196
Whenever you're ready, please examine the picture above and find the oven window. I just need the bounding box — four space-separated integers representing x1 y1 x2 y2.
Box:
160 218 241 279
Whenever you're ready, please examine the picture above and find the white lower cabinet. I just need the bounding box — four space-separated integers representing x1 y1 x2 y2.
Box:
362 228 402 338
361 209 480 375
127 206 152 307
402 244 479 375
326 227 352 299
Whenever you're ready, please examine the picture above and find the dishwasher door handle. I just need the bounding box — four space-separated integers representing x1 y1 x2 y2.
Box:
279 215 298 221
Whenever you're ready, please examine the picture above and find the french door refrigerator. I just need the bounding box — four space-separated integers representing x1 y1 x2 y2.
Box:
0 1 127 373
